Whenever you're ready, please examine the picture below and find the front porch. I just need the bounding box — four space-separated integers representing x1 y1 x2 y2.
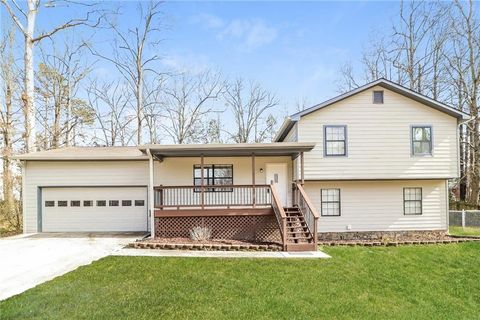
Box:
142 143 318 252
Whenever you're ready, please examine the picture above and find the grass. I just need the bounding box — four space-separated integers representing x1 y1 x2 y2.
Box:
449 226 480 237
1 243 480 319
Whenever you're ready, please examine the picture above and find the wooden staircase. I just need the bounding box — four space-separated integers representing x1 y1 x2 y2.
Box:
284 206 317 251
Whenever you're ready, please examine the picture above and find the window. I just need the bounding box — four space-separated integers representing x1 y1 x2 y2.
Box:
109 200 119 207
412 126 432 155
96 200 106 207
324 126 347 156
373 90 384 104
404 188 422 215
321 189 341 216
83 200 93 207
58 201 68 207
122 200 132 206
135 200 145 206
45 201 55 207
70 200 81 207
193 164 233 191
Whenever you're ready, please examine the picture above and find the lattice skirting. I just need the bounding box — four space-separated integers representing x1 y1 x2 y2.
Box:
155 215 282 243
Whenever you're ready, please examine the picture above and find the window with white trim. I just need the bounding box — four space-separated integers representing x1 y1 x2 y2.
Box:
404 188 422 215
321 189 341 216
324 126 347 156
193 164 233 192
412 126 432 155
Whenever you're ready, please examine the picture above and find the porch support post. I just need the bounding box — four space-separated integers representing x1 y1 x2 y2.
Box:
252 153 256 207
300 151 305 185
147 149 155 238
200 153 205 210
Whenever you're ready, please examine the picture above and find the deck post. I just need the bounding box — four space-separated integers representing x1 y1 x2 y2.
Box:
201 153 205 210
252 153 256 207
147 149 155 238
300 151 305 185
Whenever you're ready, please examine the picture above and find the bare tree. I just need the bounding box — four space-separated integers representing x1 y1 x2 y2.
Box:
390 0 445 92
143 75 167 144
0 25 22 230
447 0 480 204
87 79 135 146
1 0 103 152
162 71 225 144
88 0 164 145
223 78 279 143
35 41 91 149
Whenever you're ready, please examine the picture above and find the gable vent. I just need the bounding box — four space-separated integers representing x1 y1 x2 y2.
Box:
373 90 384 104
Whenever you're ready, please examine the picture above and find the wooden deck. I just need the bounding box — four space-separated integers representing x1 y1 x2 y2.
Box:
153 183 319 252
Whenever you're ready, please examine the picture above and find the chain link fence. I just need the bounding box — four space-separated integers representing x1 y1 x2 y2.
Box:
449 210 480 227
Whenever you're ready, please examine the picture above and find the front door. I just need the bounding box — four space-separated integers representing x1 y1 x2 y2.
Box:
266 163 288 206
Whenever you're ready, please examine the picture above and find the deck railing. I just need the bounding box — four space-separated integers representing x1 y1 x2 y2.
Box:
154 184 271 209
270 183 287 250
294 183 319 246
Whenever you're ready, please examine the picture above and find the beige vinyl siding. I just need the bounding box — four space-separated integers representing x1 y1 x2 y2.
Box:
154 156 292 185
297 86 459 180
304 179 447 232
154 156 293 205
23 161 149 233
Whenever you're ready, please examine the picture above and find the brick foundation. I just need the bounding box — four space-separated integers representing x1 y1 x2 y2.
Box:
317 230 448 241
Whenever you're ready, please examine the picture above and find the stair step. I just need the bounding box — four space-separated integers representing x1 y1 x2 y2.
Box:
287 235 312 240
285 243 317 252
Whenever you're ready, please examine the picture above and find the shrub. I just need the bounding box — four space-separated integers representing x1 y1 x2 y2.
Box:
189 226 212 241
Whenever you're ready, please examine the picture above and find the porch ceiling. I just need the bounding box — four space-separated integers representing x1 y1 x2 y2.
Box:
140 142 315 158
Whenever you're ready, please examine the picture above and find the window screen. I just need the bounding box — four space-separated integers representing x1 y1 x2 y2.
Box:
324 126 347 156
193 164 233 191
412 126 432 155
321 189 341 216
404 188 422 215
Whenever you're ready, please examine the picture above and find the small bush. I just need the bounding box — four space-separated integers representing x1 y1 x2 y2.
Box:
189 226 212 241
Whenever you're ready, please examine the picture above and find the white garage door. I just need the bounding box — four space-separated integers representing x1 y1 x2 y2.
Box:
42 187 148 232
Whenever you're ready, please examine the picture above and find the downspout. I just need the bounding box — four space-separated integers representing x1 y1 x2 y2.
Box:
22 160 27 234
146 149 155 238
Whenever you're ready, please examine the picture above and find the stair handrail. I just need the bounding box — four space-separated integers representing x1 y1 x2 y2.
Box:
270 183 287 250
295 183 319 246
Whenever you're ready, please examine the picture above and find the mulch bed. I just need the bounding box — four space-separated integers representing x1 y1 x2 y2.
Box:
129 237 283 251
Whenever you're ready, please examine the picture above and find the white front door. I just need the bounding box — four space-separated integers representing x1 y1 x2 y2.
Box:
266 163 288 207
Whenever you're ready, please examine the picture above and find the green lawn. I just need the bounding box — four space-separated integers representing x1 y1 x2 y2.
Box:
1 243 480 320
449 226 480 237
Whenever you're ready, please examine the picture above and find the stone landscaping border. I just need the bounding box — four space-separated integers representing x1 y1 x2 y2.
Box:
129 241 282 251
318 238 480 247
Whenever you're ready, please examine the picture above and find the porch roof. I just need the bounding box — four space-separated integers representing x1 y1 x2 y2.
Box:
140 142 315 158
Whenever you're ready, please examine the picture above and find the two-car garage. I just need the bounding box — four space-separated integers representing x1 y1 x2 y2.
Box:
40 186 148 232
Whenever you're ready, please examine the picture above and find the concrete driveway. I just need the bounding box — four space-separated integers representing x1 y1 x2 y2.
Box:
0 232 145 301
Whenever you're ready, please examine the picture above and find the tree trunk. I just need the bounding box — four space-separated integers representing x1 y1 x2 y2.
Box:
23 1 37 152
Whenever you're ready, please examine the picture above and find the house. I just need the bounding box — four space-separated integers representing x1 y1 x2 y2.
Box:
15 79 469 251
